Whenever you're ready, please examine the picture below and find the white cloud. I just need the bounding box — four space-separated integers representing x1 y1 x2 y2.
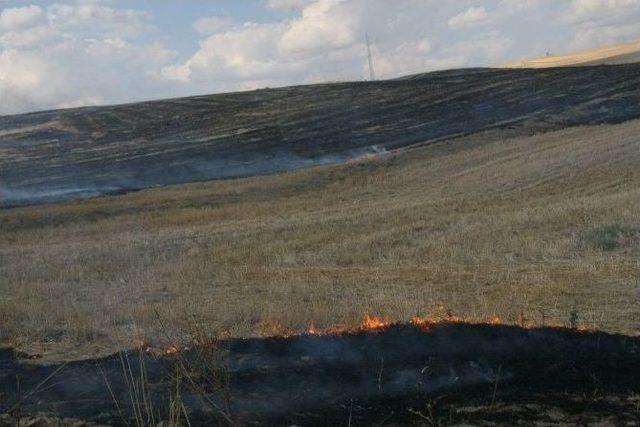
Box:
0 2 174 115
569 0 640 20
162 21 296 85
162 0 370 88
572 21 640 48
566 0 640 48
266 0 313 11
4 0 640 116
0 49 64 114
279 0 362 53
161 0 522 93
442 33 514 64
497 0 545 15
0 5 42 32
448 7 490 29
448 1 544 30
193 15 235 35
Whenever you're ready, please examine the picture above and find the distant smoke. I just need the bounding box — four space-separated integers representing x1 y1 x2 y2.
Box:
0 185 118 207
0 145 391 208
193 145 390 178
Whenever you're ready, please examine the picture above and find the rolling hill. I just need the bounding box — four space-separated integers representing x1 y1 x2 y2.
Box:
503 40 640 68
2 115 639 363
2 64 640 207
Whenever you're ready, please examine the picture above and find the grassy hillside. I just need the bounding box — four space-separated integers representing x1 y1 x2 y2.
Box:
503 40 640 68
1 119 639 361
3 64 640 207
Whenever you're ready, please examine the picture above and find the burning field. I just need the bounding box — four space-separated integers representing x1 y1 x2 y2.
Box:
2 61 640 425
1 317 639 426
2 115 640 425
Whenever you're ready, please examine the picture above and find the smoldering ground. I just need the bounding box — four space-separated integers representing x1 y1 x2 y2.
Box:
3 64 640 208
1 323 639 425
0 146 388 208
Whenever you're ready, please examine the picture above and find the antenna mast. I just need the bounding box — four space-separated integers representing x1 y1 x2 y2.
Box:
366 33 376 81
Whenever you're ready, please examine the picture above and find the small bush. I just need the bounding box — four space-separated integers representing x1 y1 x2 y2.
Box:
581 224 640 251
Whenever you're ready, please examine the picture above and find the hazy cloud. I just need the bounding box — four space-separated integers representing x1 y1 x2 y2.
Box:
193 15 235 35
265 0 313 11
0 5 42 32
569 0 640 20
566 0 640 47
448 7 490 29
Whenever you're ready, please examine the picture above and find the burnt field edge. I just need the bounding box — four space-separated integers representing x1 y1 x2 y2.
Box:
1 322 639 425
3 64 640 208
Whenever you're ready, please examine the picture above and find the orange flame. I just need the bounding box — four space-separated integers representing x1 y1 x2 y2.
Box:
164 346 180 355
299 310 594 338
361 315 393 331
132 308 595 355
488 315 502 325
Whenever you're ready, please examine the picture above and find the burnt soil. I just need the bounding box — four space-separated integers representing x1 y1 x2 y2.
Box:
3 64 640 207
1 324 639 425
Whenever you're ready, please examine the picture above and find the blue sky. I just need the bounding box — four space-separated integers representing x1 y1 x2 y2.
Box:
116 1 293 60
1 0 640 115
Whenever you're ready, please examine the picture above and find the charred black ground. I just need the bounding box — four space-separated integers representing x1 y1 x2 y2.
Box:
1 324 639 425
2 64 640 207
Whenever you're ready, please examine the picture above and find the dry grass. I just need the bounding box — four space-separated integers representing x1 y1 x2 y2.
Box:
502 39 640 68
1 121 640 361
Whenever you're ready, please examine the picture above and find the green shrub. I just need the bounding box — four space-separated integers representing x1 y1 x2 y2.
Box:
582 224 640 251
